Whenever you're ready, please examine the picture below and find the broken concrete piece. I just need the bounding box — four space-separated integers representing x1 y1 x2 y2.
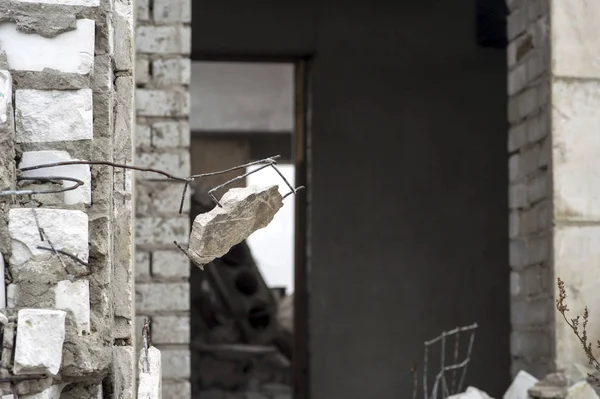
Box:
567 381 599 399
448 387 493 399
137 346 162 399
188 185 283 267
20 384 67 398
54 280 90 335
13 309 67 375
504 370 539 399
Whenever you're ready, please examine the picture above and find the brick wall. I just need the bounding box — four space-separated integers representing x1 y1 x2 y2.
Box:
135 0 192 397
0 0 135 397
506 0 553 378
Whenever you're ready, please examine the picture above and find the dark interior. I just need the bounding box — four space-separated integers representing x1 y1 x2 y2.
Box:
192 1 510 398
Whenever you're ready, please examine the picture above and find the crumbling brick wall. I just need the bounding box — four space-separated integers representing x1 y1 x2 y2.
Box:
0 0 135 397
134 0 192 396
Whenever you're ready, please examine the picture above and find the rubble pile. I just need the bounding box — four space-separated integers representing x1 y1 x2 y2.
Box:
447 365 600 399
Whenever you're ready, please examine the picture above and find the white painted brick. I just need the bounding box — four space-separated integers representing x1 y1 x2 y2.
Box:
135 216 189 247
0 20 94 74
54 280 90 335
162 382 191 399
135 283 189 312
135 251 151 280
516 87 538 119
152 315 189 344
152 58 191 86
16 0 98 5
152 250 190 279
136 89 189 117
136 26 191 54
507 7 527 40
152 121 189 148
15 89 93 143
153 0 191 22
509 183 528 210
14 309 66 375
114 1 134 71
135 58 150 84
508 64 527 96
137 346 162 399
19 151 92 205
8 208 89 266
508 153 520 182
159 348 190 379
135 181 190 214
135 151 190 180
0 70 11 125
508 122 527 153
136 123 152 148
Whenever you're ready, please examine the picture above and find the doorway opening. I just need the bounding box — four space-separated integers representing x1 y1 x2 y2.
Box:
188 60 308 399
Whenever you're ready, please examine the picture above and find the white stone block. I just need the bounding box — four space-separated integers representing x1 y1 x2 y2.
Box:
0 20 94 74
15 89 93 143
19 151 91 205
54 280 90 335
20 384 67 399
14 309 66 375
551 0 600 79
552 79 600 221
0 70 11 124
8 208 89 266
137 347 162 399
503 370 538 399
448 387 492 399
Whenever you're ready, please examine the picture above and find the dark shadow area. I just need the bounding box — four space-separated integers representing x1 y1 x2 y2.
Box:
192 1 510 398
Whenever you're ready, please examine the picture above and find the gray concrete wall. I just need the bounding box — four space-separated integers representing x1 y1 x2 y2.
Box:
192 1 510 398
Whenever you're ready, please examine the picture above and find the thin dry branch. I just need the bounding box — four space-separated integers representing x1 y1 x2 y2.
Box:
556 277 600 385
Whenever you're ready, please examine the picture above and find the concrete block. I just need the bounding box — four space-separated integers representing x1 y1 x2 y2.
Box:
152 315 189 344
54 279 90 335
136 0 150 21
135 216 189 246
135 283 189 312
19 151 92 205
507 7 527 40
152 121 190 148
152 250 190 279
153 0 191 22
158 348 190 379
152 59 191 86
135 181 190 214
113 1 134 71
0 70 11 125
162 382 190 399
551 0 600 79
136 26 191 54
138 346 162 399
16 0 98 4
0 20 94 74
508 64 527 96
113 346 135 399
135 251 151 280
136 89 189 117
15 89 93 143
8 208 89 266
189 186 284 266
136 124 152 148
14 309 66 375
503 370 538 399
135 151 190 180
136 59 150 85
20 384 67 398
552 79 600 221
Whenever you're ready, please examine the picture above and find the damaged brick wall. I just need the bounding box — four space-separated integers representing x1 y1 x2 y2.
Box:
134 0 192 396
0 0 135 397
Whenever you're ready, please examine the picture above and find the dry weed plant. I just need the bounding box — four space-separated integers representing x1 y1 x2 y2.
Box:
556 277 600 385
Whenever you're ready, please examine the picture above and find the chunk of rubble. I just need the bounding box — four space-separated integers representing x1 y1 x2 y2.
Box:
137 346 162 399
448 386 493 398
504 370 538 399
566 380 600 399
188 185 283 267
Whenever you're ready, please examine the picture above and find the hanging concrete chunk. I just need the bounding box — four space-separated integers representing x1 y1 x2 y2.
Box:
137 347 162 399
188 185 283 267
13 309 66 375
